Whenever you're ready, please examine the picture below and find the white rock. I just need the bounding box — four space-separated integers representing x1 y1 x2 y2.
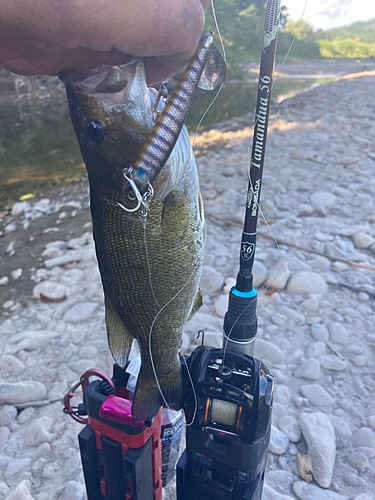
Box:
62 481 85 500
63 302 98 322
11 201 29 217
203 331 222 348
352 427 375 448
263 484 295 500
320 355 347 371
329 415 352 440
328 322 348 344
300 411 336 488
310 324 329 342
367 415 375 428
17 407 35 424
5 223 16 233
32 280 68 301
290 149 319 161
335 156 360 167
214 294 228 317
278 415 302 443
0 276 9 286
266 469 299 494
4 479 35 500
301 297 319 311
44 250 83 269
25 417 52 446
353 232 373 249
199 266 224 295
0 405 17 426
4 458 31 479
9 330 59 352
295 358 320 380
0 480 10 496
223 276 236 294
287 272 327 295
271 313 287 326
348 452 369 472
265 262 290 290
0 381 47 405
305 341 326 358
253 261 267 287
353 495 374 500
300 385 334 406
274 385 291 405
0 356 26 375
11 268 23 280
0 426 10 447
269 426 289 455
254 339 284 364
310 191 336 208
293 481 347 500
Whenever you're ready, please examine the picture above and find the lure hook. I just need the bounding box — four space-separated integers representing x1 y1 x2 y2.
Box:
118 167 154 215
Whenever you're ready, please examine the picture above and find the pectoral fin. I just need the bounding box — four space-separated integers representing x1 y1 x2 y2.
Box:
187 288 202 322
105 297 134 368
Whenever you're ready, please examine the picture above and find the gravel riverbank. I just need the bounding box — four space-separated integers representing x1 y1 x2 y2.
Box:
1 68 375 500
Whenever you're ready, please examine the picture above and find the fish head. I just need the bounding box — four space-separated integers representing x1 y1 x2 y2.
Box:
60 59 154 192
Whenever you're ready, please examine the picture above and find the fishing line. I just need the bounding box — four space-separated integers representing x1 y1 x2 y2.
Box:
143 220 201 426
192 0 227 148
271 0 310 92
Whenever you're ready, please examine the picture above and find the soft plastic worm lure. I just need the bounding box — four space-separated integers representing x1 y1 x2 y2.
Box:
120 32 217 214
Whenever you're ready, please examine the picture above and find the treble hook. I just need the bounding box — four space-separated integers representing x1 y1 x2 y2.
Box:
117 167 154 217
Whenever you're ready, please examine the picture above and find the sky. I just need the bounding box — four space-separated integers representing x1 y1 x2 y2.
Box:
283 0 375 30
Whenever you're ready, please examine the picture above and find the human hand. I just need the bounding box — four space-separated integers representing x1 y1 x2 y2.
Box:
0 0 210 83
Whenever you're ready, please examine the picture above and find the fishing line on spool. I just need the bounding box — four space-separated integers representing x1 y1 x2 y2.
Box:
143 222 201 426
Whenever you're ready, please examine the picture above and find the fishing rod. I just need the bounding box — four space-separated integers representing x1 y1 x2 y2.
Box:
177 1 280 499
224 0 280 356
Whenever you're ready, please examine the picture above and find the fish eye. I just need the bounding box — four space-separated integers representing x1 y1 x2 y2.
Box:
127 190 137 201
87 120 107 144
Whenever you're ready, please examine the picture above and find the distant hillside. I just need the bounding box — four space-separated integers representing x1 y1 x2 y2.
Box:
323 18 375 44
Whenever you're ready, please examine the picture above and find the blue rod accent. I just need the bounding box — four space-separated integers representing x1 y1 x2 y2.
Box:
231 287 257 298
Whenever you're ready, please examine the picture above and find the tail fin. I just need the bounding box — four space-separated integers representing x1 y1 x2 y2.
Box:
132 363 183 423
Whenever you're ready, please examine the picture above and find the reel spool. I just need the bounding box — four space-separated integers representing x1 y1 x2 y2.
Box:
177 346 274 500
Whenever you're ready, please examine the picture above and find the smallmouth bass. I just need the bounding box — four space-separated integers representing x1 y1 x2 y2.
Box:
61 59 204 422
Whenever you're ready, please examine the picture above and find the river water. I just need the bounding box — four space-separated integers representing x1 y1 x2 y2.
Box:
0 75 334 209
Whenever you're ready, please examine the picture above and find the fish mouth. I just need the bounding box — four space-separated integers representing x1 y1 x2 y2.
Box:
59 58 152 115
